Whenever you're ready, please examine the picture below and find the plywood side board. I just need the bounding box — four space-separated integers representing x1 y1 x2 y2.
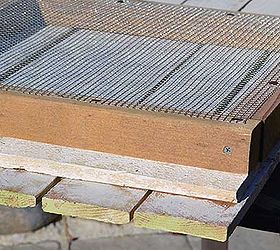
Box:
0 167 59 208
0 91 259 174
0 137 248 202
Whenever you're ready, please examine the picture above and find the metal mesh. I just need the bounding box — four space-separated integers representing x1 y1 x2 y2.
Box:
0 0 280 122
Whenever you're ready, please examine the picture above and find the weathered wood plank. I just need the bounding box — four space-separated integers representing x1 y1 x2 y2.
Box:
134 142 280 241
135 192 233 241
0 137 250 203
42 179 150 224
0 167 59 208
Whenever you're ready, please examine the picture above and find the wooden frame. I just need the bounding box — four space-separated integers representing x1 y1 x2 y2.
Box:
1 0 279 177
0 90 262 175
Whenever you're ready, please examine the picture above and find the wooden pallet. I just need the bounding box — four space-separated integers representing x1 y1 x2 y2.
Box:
0 141 279 242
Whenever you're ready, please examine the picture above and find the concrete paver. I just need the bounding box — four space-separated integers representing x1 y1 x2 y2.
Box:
147 0 185 4
230 227 280 250
183 0 248 11
242 0 280 16
0 242 60 250
71 234 193 250
0 218 279 250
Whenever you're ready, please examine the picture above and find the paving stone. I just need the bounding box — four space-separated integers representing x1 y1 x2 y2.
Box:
0 218 279 250
66 217 161 241
242 0 280 16
0 220 67 249
184 0 248 11
71 234 192 250
188 235 201 250
0 241 60 250
0 205 59 235
230 227 280 250
146 0 185 4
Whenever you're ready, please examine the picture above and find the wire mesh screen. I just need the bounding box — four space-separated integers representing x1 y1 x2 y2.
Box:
0 0 280 122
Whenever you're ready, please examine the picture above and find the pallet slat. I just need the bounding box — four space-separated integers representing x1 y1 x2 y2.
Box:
0 167 59 208
42 179 150 224
34 140 279 241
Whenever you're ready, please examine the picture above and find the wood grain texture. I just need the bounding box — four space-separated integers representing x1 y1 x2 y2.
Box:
0 167 58 208
0 91 259 174
134 142 280 241
42 179 150 224
0 137 250 202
